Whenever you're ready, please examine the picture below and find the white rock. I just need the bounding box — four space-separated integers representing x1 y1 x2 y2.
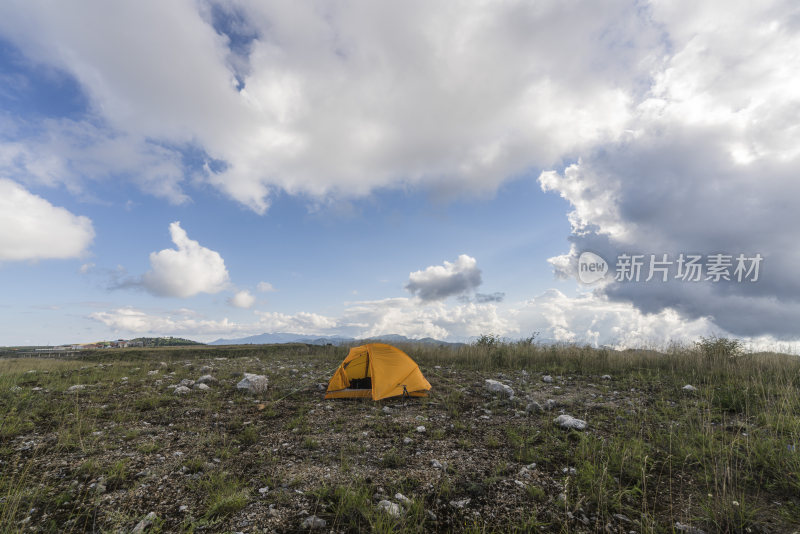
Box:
301 515 327 529
258 487 270 494
526 401 543 413
415 426 426 433
554 414 587 430
132 512 157 533
382 406 393 414
395 493 412 507
682 384 698 392
450 498 471 509
237 373 269 393
178 505 188 512
196 374 217 385
193 383 210 391
173 386 191 395
66 384 86 392
601 374 612 380
178 378 195 388
377 500 401 517
430 459 443 469
403 437 413 445
484 379 514 397
542 375 554 383
675 522 706 534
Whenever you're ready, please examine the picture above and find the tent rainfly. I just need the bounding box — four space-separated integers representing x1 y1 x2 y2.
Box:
325 343 431 400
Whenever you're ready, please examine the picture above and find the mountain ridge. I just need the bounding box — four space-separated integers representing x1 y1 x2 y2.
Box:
209 332 463 346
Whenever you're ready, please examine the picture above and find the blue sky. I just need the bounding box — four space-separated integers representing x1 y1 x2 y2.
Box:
1 1 798 349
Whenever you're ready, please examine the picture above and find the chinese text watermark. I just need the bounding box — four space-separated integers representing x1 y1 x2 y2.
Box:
578 252 762 284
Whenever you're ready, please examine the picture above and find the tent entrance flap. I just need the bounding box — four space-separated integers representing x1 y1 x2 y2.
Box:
324 343 432 400
349 377 372 389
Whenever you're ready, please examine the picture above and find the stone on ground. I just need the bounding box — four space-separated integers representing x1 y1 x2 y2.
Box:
554 414 587 430
485 379 514 397
173 386 191 395
237 373 269 393
526 401 543 413
132 512 157 533
196 374 218 385
377 500 402 517
300 515 327 529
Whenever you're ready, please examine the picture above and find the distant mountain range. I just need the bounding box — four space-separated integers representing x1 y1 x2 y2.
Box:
209 332 464 347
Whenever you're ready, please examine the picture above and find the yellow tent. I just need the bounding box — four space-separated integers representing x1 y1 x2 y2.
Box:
325 343 432 400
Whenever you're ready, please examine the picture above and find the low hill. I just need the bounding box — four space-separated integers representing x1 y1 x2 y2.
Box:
210 332 462 347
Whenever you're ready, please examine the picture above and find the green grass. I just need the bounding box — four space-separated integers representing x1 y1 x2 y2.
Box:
105 459 131 490
194 472 250 520
381 448 407 468
1 339 799 532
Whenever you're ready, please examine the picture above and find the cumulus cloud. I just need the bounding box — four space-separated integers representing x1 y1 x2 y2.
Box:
0 120 188 204
0 178 94 261
405 255 482 301
87 288 766 349
253 310 337 333
228 289 255 309
89 306 337 339
256 281 275 292
538 1 800 339
513 289 717 348
89 307 241 337
0 1 660 212
142 222 230 298
341 297 513 341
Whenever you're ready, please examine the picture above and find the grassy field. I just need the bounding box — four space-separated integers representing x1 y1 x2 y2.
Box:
0 339 798 533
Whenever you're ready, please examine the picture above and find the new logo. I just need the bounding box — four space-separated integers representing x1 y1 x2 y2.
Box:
577 251 608 284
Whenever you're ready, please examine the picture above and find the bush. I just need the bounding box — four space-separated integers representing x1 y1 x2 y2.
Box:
696 336 743 360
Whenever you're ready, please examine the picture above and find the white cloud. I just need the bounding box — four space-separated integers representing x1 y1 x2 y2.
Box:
89 306 337 340
513 289 716 348
79 262 95 274
228 289 255 309
405 254 482 301
142 221 230 298
0 178 94 261
0 1 660 212
537 1 800 339
253 310 337 333
341 297 513 341
0 120 188 204
89 307 240 337
256 281 275 292
86 289 751 349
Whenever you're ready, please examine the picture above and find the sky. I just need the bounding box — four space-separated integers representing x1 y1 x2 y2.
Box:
1 0 798 350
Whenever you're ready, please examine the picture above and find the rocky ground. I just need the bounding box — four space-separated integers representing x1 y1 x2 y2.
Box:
1 346 799 533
